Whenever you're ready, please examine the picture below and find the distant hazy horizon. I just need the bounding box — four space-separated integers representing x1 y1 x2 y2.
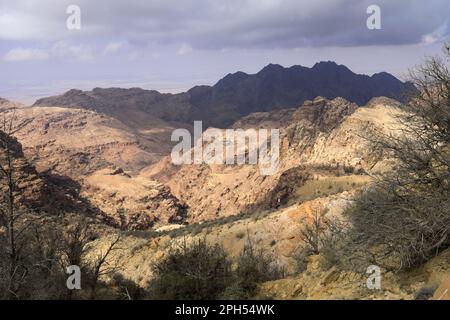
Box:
1 0 449 104
0 58 423 105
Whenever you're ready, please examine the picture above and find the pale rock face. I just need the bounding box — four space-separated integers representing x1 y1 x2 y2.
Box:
2 95 406 230
144 96 406 223
11 107 168 177
82 168 186 230
6 106 186 229
300 102 404 172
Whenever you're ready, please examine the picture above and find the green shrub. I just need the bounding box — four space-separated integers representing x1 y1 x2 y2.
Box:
150 238 233 300
219 282 247 300
149 238 284 300
232 240 285 298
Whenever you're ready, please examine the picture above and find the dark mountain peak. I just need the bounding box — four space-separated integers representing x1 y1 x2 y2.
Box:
371 71 398 81
214 71 249 88
188 85 212 95
313 60 339 67
225 70 248 78
232 71 249 77
65 89 84 96
287 65 308 71
259 63 284 74
312 61 353 74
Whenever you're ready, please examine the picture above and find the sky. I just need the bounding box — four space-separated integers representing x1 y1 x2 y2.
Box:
1 0 449 104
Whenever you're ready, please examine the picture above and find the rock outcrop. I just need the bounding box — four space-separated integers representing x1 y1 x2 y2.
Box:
143 96 404 223
3 106 187 230
82 168 186 230
0 129 95 216
11 106 171 177
0 97 24 110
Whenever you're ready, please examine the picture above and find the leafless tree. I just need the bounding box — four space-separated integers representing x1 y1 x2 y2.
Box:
87 234 122 299
0 111 124 299
299 208 346 255
351 44 450 268
0 111 28 298
57 218 93 299
299 210 329 255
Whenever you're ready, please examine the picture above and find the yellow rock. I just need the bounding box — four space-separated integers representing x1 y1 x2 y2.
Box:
432 278 450 300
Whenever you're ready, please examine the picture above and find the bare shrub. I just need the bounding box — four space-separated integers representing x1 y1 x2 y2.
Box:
347 44 450 269
150 238 233 300
229 238 286 299
149 236 284 300
298 208 346 255
0 112 127 299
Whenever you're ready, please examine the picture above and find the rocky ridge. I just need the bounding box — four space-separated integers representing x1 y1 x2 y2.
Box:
2 106 187 230
32 62 414 128
143 96 404 223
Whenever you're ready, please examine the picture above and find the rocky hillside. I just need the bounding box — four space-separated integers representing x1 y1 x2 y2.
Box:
0 128 95 216
82 168 186 230
0 97 24 110
33 62 414 128
11 106 168 177
256 248 450 300
143 96 403 223
3 95 405 230
2 106 188 230
85 190 450 300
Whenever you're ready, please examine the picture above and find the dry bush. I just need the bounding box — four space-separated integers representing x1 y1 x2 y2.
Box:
0 112 126 299
296 208 349 271
298 209 346 255
345 44 450 270
149 238 233 300
149 237 284 300
227 238 286 299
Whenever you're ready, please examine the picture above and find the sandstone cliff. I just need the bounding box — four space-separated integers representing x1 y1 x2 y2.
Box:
2 106 188 230
143 96 404 223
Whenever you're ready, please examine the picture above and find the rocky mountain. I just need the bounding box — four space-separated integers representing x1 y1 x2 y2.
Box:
2 93 401 231
78 94 450 300
3 93 404 230
0 129 96 216
3 106 188 230
11 106 167 177
33 62 415 128
142 96 403 223
5 92 450 300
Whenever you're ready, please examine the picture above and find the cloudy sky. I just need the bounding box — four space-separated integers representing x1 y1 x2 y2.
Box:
1 0 449 104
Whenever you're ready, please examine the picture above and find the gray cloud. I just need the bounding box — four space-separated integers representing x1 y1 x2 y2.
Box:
1 0 449 104
1 0 449 49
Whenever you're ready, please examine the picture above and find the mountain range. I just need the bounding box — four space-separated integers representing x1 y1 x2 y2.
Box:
33 61 415 128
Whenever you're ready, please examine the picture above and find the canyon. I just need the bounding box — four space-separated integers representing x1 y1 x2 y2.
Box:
1 62 448 300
